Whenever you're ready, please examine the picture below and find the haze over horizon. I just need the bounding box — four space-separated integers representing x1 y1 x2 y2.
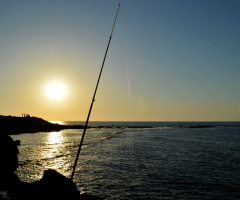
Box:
0 0 240 121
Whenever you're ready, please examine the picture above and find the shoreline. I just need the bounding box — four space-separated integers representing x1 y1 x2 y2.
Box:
0 115 220 135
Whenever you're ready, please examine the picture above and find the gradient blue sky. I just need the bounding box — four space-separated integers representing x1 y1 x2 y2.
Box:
0 0 239 121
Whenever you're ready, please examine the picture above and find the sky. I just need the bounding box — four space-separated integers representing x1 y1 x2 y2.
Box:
0 0 240 121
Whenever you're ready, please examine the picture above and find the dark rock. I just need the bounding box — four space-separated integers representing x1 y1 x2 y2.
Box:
0 115 84 135
80 193 104 200
25 169 104 200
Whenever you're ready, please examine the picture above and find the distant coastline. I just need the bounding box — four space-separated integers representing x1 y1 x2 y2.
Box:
0 115 84 135
0 115 223 135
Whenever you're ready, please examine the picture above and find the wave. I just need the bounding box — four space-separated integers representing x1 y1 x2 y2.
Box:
99 131 120 142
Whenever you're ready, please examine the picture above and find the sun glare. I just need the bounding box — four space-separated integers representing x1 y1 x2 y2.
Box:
45 81 67 101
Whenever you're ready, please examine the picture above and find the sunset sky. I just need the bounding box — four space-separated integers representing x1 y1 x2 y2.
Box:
0 0 240 121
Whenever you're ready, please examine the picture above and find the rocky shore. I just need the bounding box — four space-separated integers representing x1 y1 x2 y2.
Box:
0 115 85 135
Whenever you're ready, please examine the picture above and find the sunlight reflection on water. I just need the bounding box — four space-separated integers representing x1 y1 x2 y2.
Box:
50 121 65 125
46 131 65 145
40 131 70 173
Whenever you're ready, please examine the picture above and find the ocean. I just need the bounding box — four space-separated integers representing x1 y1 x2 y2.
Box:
11 122 240 200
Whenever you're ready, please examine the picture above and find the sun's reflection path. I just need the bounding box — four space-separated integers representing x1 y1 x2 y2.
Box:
50 121 65 125
47 131 65 145
41 131 71 176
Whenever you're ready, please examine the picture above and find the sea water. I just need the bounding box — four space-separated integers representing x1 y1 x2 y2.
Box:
11 122 240 199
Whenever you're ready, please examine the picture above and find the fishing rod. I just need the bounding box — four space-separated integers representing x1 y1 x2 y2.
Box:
71 3 120 180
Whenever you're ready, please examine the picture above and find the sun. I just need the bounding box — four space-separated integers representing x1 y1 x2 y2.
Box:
45 81 67 101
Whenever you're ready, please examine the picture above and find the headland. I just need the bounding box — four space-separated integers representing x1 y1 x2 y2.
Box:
0 115 84 135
